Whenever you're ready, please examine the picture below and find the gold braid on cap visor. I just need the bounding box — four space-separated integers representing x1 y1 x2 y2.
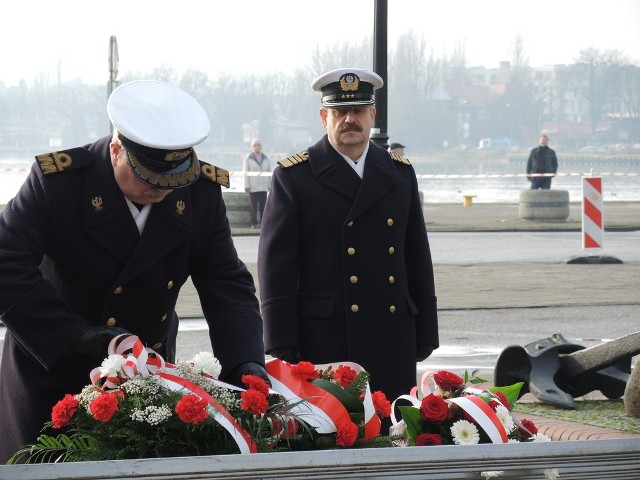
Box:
126 148 200 189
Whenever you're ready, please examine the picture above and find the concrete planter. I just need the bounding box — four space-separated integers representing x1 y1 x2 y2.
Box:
519 190 570 221
222 191 252 227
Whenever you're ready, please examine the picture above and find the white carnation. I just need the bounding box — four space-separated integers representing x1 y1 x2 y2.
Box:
192 352 222 379
99 354 127 378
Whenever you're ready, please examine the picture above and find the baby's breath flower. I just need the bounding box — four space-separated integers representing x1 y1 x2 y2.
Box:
450 419 480 445
77 385 102 406
99 354 127 378
131 405 172 425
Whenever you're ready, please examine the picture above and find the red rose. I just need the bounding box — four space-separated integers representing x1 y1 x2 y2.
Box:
372 391 392 418
51 394 80 428
89 393 119 422
419 394 450 422
493 391 511 410
175 394 209 424
240 389 269 415
433 370 464 391
242 374 270 395
334 365 357 388
416 433 443 446
335 420 359 447
290 361 319 381
518 418 539 439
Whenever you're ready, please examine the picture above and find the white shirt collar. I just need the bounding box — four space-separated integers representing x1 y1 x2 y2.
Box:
337 141 369 179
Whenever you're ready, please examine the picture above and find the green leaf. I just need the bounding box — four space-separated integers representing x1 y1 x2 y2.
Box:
397 406 423 440
311 379 362 413
490 382 524 406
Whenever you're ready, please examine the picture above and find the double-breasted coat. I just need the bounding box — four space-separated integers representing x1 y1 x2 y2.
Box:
0 136 264 462
257 136 438 407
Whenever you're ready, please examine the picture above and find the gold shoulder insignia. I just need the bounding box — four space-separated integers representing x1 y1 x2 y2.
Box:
390 152 411 165
200 162 230 188
35 147 93 175
278 150 309 168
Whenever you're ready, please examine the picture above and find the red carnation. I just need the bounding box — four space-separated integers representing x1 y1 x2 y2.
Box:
433 370 464 392
242 374 270 395
335 420 359 447
372 391 392 418
416 432 443 446
51 394 80 428
518 418 539 439
175 394 209 424
419 393 450 423
89 393 119 422
290 361 319 381
240 389 269 415
334 365 357 387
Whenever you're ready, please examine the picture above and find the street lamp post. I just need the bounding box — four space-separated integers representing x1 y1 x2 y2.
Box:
370 0 389 149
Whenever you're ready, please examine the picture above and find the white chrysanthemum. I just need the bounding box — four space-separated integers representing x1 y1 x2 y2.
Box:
450 419 480 445
495 404 515 432
192 352 222 379
544 467 559 480
531 433 552 442
99 354 127 378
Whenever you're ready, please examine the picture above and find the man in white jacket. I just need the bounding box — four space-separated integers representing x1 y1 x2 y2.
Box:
243 138 271 228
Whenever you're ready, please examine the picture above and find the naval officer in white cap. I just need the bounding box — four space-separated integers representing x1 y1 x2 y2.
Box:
258 68 439 432
0 80 269 462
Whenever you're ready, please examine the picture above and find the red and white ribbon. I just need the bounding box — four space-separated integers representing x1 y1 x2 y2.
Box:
90 335 257 454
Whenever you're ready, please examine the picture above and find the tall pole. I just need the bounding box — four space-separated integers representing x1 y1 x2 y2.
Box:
371 0 389 149
108 36 120 134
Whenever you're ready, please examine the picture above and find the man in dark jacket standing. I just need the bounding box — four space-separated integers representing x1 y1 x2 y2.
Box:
527 134 558 189
257 68 439 428
0 80 268 462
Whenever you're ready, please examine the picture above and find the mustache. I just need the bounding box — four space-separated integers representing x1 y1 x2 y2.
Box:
339 123 362 133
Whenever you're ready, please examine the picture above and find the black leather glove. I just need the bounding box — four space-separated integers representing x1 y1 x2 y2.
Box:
417 345 435 362
226 361 271 388
268 346 300 364
70 326 130 358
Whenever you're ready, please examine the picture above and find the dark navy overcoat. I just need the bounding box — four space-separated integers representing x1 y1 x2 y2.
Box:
0 136 264 462
258 136 438 407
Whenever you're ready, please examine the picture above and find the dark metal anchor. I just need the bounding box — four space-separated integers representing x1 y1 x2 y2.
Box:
494 332 640 409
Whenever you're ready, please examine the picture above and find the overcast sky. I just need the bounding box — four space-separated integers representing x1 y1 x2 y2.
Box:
2 0 639 87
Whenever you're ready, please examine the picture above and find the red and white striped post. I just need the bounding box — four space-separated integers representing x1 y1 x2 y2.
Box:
581 176 603 251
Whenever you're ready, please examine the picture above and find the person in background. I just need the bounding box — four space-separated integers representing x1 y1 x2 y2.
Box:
257 68 439 431
388 142 406 157
0 80 269 462
243 138 271 228
527 134 558 189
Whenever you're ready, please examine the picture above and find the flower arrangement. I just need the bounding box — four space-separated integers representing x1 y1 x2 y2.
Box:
9 338 392 463
265 359 392 448
392 369 558 480
9 336 310 463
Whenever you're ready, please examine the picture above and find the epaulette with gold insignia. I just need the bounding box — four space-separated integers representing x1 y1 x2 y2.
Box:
390 152 411 165
278 150 309 168
200 162 230 188
35 147 93 175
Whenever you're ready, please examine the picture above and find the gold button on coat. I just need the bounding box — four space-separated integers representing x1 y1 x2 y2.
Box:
388 247 395 254
347 247 355 255
106 317 117 327
167 280 174 289
351 304 359 313
388 276 395 284
160 313 167 322
389 305 397 313
350 276 358 284
347 221 354 227
387 218 394 226
152 342 162 350
113 286 123 295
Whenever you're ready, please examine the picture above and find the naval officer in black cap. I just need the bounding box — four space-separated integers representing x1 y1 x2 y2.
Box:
0 80 268 462
258 68 439 428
